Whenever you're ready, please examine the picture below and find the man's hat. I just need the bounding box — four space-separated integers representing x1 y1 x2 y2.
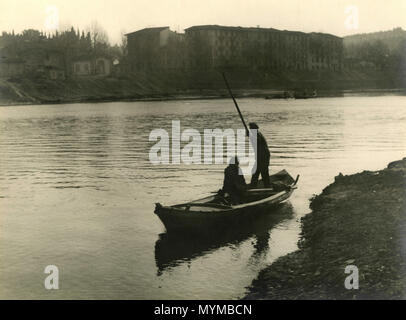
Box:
249 122 259 129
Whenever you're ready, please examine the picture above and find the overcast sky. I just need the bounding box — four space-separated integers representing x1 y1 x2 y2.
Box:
1 0 405 44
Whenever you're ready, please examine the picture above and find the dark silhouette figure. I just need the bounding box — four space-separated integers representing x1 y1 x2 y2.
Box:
247 122 271 188
222 156 247 204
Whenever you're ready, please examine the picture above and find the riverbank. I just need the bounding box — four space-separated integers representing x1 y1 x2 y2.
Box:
245 158 406 300
0 76 260 106
1 85 404 107
0 68 404 106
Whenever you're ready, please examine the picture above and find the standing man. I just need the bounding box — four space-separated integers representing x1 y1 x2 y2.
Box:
247 122 271 188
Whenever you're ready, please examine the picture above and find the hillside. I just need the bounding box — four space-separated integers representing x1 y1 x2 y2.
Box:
0 67 404 106
344 28 406 52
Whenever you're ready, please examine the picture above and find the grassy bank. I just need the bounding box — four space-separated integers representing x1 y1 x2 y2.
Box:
245 158 406 300
0 68 404 106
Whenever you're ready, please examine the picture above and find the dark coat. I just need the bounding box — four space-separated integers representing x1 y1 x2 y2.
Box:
222 164 247 199
252 131 270 163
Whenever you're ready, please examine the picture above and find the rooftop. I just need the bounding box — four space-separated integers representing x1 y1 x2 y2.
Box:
125 27 170 36
185 25 341 38
185 25 279 32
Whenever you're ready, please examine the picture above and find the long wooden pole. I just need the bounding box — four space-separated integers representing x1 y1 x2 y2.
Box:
222 72 249 133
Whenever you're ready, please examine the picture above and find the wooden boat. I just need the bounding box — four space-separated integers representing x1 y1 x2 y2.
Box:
294 89 317 99
265 91 293 100
154 170 299 232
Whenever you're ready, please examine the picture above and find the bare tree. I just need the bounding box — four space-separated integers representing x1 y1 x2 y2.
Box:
87 20 109 50
120 29 128 56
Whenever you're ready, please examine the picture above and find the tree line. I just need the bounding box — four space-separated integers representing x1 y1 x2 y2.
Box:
0 22 125 67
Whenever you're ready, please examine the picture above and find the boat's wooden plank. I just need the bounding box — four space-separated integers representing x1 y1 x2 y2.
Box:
247 188 275 193
231 190 288 209
174 203 231 209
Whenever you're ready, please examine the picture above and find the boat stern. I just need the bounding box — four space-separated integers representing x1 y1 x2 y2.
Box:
154 202 163 214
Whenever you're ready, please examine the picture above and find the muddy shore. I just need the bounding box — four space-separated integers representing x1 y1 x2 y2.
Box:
245 158 406 300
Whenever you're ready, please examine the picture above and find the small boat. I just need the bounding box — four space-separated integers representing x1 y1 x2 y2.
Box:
294 89 317 99
265 91 293 100
154 170 299 233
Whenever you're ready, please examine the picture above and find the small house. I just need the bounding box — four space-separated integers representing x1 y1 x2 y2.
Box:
46 66 65 80
73 59 92 76
72 55 112 77
94 57 111 76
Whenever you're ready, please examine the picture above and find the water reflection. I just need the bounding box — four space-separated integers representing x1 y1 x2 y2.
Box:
154 203 294 275
1 97 406 299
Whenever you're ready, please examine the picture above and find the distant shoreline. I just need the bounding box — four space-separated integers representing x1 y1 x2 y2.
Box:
0 88 404 107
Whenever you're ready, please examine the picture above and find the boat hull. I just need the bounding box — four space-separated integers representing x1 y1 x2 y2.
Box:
155 187 295 233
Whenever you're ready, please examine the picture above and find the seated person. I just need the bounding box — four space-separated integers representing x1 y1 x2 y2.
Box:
220 156 247 204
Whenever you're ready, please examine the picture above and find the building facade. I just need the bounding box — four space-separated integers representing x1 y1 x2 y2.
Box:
72 56 112 77
126 27 186 73
125 25 343 74
46 66 65 80
184 25 343 72
308 33 343 71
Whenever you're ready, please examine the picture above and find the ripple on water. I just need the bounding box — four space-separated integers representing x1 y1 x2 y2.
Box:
0 96 406 299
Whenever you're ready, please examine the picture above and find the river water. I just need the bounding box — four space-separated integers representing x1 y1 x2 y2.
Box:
1 95 406 299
